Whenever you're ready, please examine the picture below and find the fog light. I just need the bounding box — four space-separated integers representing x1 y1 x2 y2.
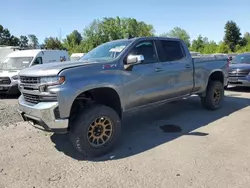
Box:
39 85 46 92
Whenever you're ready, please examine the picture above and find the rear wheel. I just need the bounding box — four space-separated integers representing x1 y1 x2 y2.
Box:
69 104 121 157
201 81 224 110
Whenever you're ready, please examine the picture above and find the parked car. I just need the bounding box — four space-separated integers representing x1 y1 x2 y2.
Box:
0 49 69 95
190 51 202 56
227 52 250 87
0 45 22 63
17 37 228 157
70 53 85 61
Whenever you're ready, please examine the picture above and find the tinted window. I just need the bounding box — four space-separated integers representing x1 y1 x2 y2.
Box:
231 54 250 64
159 40 185 62
128 41 158 63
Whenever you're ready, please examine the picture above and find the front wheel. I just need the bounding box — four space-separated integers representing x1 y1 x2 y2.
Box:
201 81 224 110
69 104 121 157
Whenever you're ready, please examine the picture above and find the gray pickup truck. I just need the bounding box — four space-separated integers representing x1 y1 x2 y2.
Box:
18 37 229 157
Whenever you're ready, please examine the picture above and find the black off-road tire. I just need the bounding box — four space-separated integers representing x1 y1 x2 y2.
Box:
201 81 224 110
69 104 121 157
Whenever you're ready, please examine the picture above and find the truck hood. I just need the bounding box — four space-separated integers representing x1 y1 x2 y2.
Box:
18 60 110 77
229 63 250 70
0 70 20 78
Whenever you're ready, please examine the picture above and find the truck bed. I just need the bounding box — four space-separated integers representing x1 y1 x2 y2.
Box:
192 56 228 94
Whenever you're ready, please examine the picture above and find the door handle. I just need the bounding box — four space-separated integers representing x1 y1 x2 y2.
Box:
185 64 191 68
154 67 163 72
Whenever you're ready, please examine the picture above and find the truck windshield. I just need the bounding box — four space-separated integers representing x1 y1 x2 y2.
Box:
80 40 131 62
231 54 250 64
0 57 33 70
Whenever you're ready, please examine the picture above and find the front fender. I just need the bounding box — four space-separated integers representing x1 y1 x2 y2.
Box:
57 76 123 118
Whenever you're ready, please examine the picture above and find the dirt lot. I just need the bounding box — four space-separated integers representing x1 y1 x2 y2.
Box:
0 87 250 188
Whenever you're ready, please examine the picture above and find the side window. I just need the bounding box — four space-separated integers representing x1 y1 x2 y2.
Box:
128 41 158 63
33 57 43 65
159 40 185 62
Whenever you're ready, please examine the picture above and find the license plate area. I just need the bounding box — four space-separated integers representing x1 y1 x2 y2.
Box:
229 77 238 83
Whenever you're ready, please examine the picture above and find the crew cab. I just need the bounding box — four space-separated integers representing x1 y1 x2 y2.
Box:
18 37 228 157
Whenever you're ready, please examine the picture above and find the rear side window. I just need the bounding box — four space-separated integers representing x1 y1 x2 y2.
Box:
158 40 185 62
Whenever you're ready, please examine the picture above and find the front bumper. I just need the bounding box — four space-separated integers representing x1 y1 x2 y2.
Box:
0 83 20 94
18 95 69 134
228 75 250 87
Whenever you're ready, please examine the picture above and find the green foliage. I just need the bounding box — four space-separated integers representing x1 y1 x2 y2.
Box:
28 34 39 49
44 37 63 49
190 35 206 52
217 42 231 53
223 20 241 52
1 19 250 55
160 27 191 47
19 35 28 47
62 30 82 52
0 25 20 46
203 41 218 54
75 17 155 53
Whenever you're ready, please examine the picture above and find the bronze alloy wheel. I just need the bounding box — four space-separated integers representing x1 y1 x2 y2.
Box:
213 88 221 104
87 116 113 148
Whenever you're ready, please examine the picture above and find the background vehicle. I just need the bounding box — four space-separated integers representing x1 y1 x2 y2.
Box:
18 37 228 157
70 53 85 61
0 45 22 63
227 53 238 63
190 51 202 56
0 49 69 94
228 52 250 87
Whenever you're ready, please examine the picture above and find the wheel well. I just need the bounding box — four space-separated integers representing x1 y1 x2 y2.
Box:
209 71 224 84
69 87 122 121
199 71 224 98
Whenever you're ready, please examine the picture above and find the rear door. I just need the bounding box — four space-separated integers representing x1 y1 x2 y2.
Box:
155 39 194 98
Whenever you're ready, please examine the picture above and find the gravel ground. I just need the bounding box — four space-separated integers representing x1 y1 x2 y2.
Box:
0 87 250 188
0 95 21 129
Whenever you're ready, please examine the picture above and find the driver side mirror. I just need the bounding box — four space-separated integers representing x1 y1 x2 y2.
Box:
126 55 144 65
229 56 233 61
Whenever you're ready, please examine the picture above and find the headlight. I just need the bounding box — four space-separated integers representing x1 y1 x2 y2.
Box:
40 76 65 86
12 75 19 80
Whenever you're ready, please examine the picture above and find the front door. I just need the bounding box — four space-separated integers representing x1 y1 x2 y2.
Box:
122 40 163 110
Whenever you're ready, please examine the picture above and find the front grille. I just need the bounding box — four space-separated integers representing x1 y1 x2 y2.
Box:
23 93 57 104
229 68 250 77
20 76 40 84
0 77 11 85
228 72 249 77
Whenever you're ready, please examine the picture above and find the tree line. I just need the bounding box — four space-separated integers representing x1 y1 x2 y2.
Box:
1 17 250 55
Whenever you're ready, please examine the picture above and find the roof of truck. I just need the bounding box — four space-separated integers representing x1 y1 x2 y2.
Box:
7 49 67 57
110 36 183 43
